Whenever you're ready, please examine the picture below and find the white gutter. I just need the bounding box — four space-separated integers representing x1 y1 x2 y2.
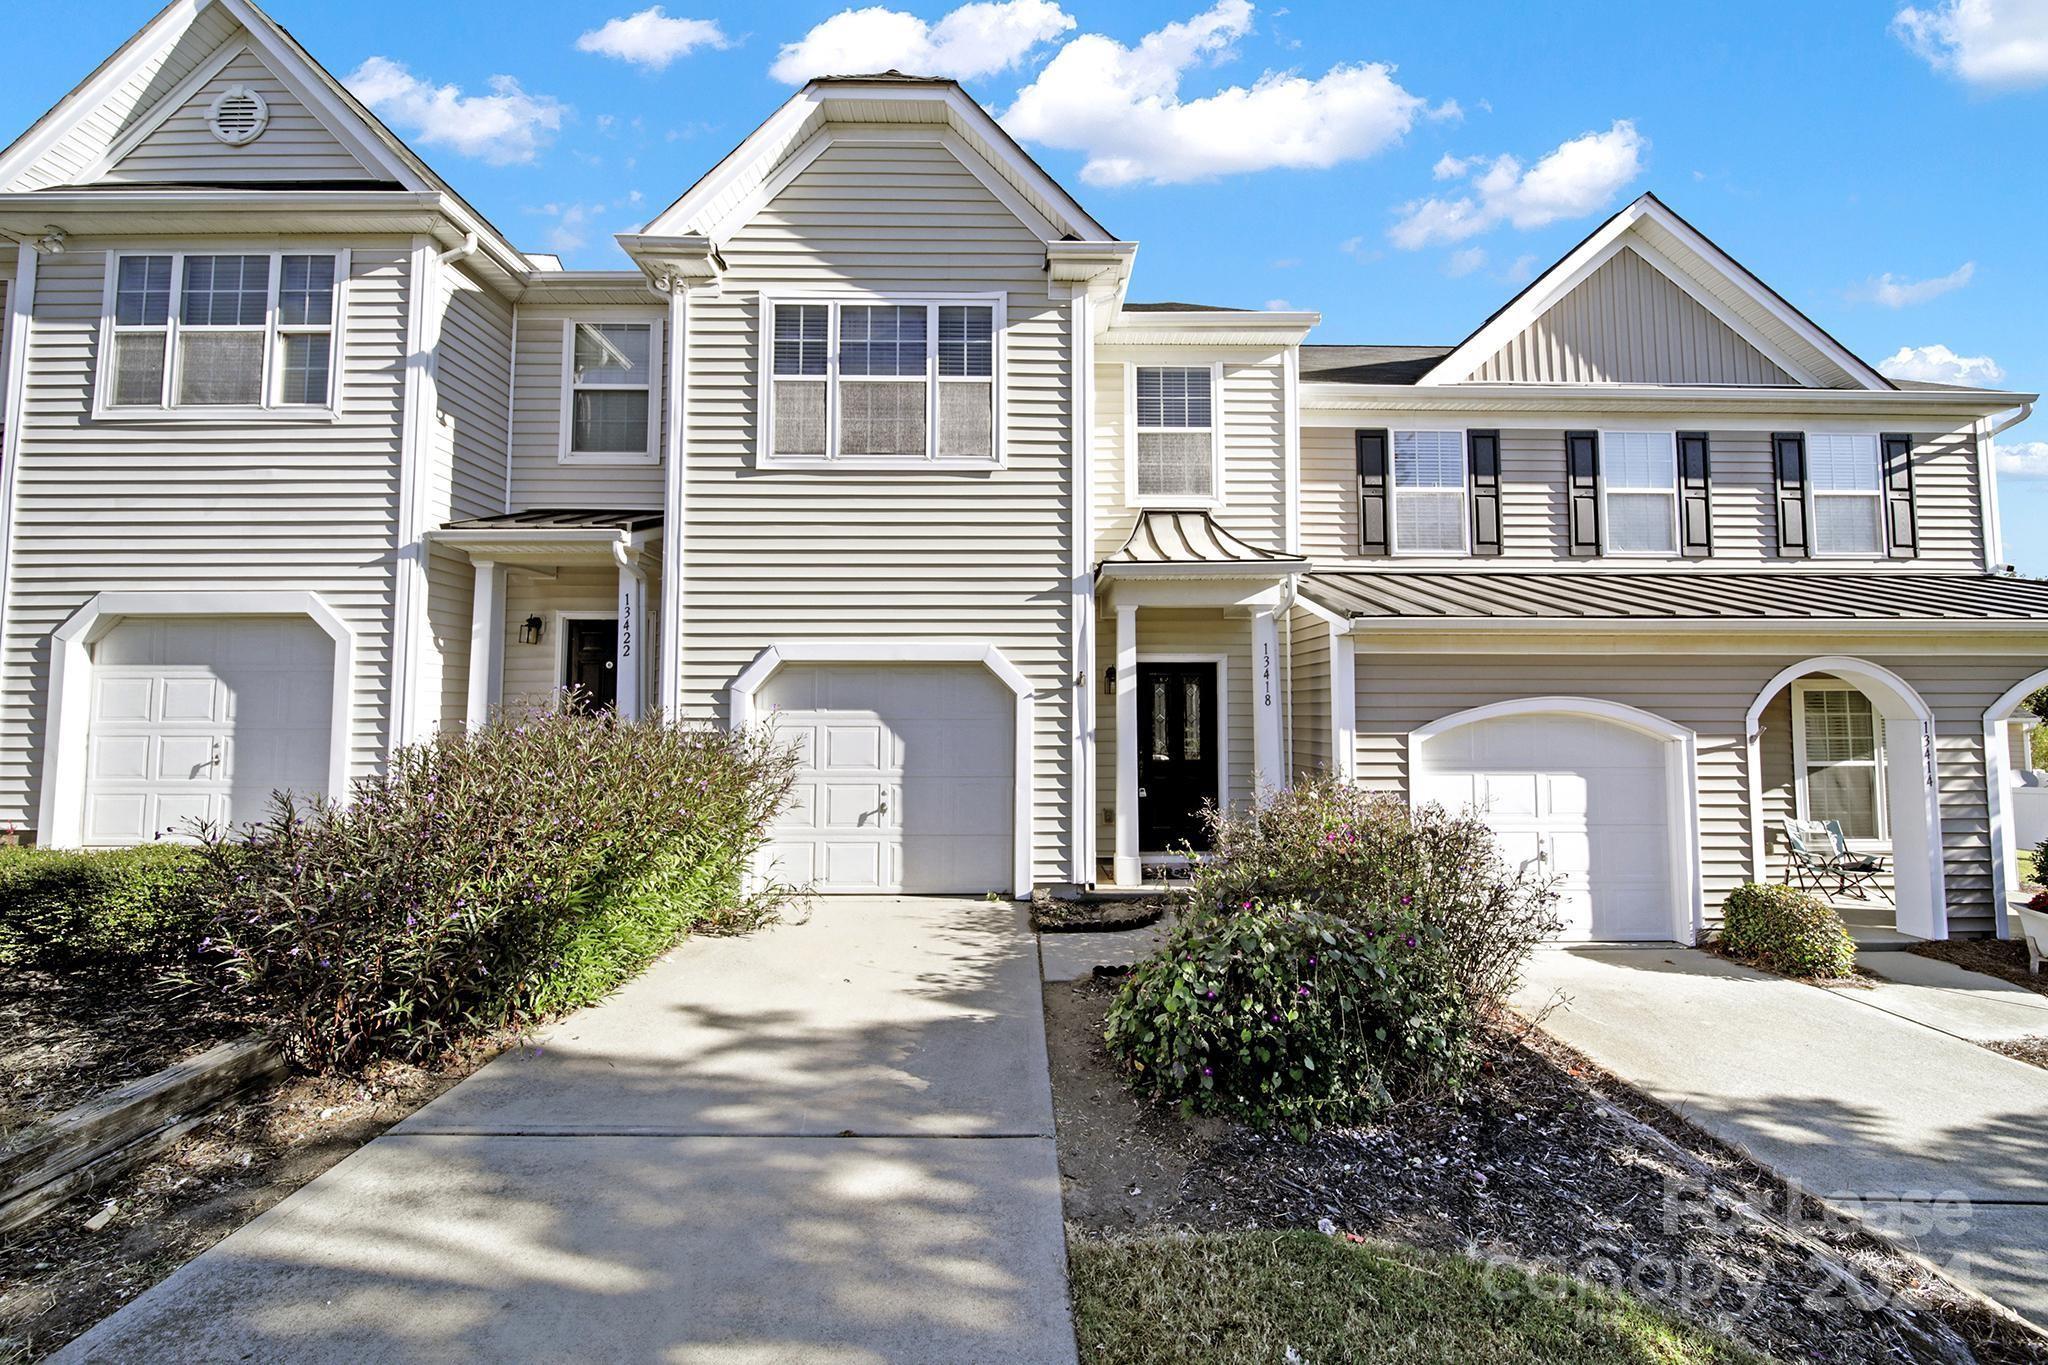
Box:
1337 615 2048 635
1980 401 2033 571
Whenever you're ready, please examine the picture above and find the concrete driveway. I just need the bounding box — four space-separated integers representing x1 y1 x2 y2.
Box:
59 897 1076 1364
1516 946 2048 1329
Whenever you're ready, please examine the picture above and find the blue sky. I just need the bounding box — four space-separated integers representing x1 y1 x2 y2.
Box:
10 0 2046 571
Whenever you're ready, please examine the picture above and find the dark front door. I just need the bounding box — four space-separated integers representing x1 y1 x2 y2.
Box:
1137 662 1220 851
564 618 619 712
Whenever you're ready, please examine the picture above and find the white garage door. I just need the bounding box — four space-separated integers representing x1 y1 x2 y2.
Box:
758 664 1013 894
84 617 334 846
1414 713 1675 941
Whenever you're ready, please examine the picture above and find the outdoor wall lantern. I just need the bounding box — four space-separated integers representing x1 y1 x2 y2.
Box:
1103 665 1116 694
519 615 545 645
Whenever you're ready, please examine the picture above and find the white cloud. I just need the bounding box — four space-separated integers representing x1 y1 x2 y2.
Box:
1878 343 2007 386
1431 153 1470 180
1893 0 2048 87
1850 261 1976 307
1996 440 2048 477
1389 120 1645 249
347 57 565 165
1502 252 1540 282
578 8 729 70
1264 297 1291 310
1001 0 1428 187
771 0 1076 82
1445 246 1487 277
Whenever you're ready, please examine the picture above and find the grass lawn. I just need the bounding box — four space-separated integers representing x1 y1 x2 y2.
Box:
1069 1231 1764 1365
2020 849 2039 888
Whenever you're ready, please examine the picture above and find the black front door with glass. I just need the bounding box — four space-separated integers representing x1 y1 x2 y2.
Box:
564 618 619 712
1137 662 1220 851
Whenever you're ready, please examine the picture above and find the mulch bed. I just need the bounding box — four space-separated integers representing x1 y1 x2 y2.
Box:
1031 895 1173 934
1047 974 2048 1365
1911 939 2048 999
0 1040 500 1363
0 972 252 1136
1986 1037 2048 1070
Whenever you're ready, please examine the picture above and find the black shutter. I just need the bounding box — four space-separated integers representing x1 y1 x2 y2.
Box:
1565 430 1601 557
1356 429 1390 557
1772 432 1808 558
1467 429 1502 557
1677 431 1713 559
1881 432 1918 559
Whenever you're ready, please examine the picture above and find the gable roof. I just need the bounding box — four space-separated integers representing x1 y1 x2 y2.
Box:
1420 193 1894 391
0 0 526 271
636 76 1117 249
1301 345 1455 386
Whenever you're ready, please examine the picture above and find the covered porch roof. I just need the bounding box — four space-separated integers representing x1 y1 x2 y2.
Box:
1097 509 1307 581
430 509 662 566
1302 569 2048 632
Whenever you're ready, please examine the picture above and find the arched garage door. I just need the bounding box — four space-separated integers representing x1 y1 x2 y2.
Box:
1413 711 1680 941
84 617 334 845
758 663 1014 894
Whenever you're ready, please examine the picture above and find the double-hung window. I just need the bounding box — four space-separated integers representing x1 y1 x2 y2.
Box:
1132 366 1217 502
763 296 1000 465
1601 431 1679 554
1808 433 1884 556
101 250 344 415
1390 430 1465 553
563 319 659 462
1794 681 1886 840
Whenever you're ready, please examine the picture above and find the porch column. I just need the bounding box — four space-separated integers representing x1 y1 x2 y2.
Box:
465 558 506 732
615 548 647 721
1251 607 1283 797
1330 629 1357 783
1114 602 1139 885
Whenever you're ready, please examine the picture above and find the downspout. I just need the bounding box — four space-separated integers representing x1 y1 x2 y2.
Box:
439 231 480 267
1982 401 2033 572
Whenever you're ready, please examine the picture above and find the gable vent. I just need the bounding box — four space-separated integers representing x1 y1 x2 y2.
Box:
208 85 270 146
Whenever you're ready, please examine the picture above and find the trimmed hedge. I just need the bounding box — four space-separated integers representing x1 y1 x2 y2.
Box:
0 843 211 973
1720 882 1857 978
190 707 797 1071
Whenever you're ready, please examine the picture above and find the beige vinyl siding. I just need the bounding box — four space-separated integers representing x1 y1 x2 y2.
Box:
1351 648 2038 934
501 567 616 707
7 7 243 191
1289 607 1331 775
0 239 413 830
103 48 376 184
1093 351 1291 559
1474 247 1795 386
508 307 665 511
1302 424 1986 568
1093 608 1255 857
678 135 1075 881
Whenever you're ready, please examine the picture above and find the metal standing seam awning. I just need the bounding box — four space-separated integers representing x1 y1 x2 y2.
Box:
1096 509 1309 579
1300 569 2048 631
428 509 664 566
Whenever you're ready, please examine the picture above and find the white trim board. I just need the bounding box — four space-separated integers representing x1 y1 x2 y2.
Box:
1983 667 2048 939
35 590 358 848
726 640 1036 898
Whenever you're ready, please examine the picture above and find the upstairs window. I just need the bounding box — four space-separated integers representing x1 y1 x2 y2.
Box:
762 296 1001 465
1391 430 1465 553
563 320 659 462
101 250 343 415
1132 366 1216 502
1601 430 1678 554
1808 433 1883 556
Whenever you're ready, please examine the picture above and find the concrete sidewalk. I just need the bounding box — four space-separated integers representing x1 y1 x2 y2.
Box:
59 898 1077 1365
1515 946 2048 1329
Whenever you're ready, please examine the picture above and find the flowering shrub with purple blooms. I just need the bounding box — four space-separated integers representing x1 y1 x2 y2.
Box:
1188 776 1560 1011
187 708 796 1071
1103 901 1470 1129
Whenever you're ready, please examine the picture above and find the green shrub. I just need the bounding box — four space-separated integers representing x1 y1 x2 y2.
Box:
1190 776 1560 1009
1106 900 1474 1129
0 842 211 972
188 708 797 1071
1720 882 1857 978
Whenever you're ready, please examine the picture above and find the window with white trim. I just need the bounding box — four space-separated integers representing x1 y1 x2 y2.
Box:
1391 430 1465 553
1794 681 1887 841
102 250 342 413
1601 430 1678 554
1808 433 1884 556
563 320 658 461
1133 366 1216 501
763 297 998 464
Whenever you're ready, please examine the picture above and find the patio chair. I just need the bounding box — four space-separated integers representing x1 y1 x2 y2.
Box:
1780 818 1836 896
1821 820 1892 904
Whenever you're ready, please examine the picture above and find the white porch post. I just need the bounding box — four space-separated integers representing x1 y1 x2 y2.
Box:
465 559 505 732
615 549 647 721
1330 629 1357 782
1251 607 1283 798
1114 602 1139 886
